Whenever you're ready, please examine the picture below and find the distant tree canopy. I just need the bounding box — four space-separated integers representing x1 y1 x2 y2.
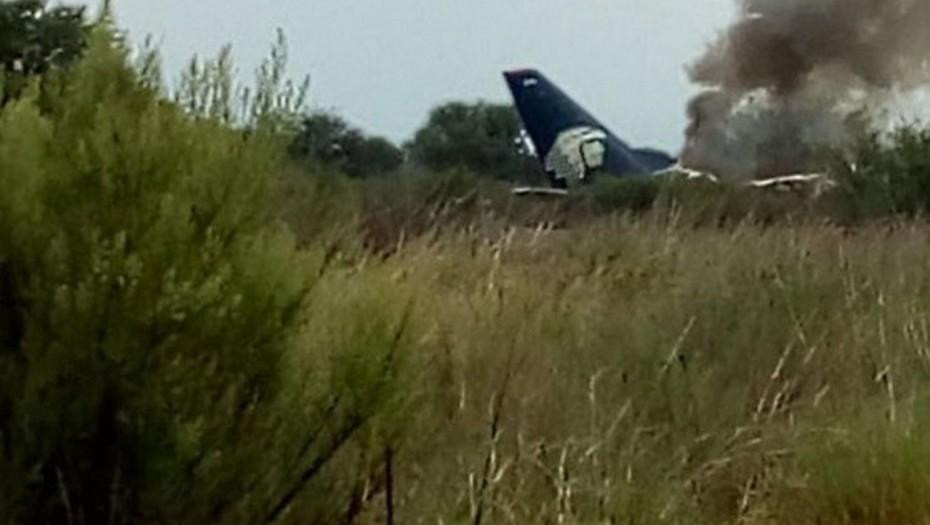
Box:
0 0 88 74
0 0 89 103
290 103 544 182
405 101 542 182
290 112 404 178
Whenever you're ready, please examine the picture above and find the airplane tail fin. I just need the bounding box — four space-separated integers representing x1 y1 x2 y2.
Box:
503 69 600 162
503 69 674 184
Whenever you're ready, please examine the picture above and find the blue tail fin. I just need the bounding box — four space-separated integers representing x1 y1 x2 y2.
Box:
503 69 674 185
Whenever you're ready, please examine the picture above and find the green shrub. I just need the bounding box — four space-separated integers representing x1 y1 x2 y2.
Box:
0 27 297 522
405 101 543 184
0 27 415 524
826 125 930 221
289 111 404 179
0 0 90 104
581 175 662 215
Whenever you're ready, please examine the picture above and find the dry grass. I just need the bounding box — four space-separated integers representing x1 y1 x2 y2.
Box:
312 216 930 524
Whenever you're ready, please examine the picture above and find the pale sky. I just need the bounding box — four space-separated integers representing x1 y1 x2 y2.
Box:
82 1 736 153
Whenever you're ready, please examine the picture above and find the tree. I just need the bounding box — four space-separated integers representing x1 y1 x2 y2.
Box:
405 101 542 183
0 0 88 101
290 112 404 177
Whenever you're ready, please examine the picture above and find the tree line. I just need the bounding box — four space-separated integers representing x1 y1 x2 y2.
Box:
291 102 540 182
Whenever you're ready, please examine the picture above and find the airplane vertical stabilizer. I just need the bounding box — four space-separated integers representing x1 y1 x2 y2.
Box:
503 69 675 185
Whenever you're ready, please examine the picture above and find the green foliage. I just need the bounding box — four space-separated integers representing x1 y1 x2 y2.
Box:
176 29 309 134
0 0 87 74
581 175 663 215
826 124 930 221
406 100 543 183
0 27 415 524
290 112 403 178
0 27 292 522
0 0 89 102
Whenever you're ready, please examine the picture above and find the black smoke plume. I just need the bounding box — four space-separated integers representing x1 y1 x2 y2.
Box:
681 0 930 179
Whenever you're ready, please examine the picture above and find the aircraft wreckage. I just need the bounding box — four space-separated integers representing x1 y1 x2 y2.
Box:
502 69 834 197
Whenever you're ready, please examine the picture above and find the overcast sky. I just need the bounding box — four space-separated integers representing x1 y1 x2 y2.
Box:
84 1 736 153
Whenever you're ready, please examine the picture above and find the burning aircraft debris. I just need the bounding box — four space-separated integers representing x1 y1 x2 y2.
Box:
503 0 930 194
682 0 930 179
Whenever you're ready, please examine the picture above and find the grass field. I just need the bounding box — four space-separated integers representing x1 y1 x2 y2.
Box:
300 210 930 524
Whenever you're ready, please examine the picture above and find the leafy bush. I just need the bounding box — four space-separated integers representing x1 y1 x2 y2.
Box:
0 27 292 522
826 125 930 221
580 175 663 215
0 27 415 524
289 111 404 178
0 0 89 103
405 101 543 184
